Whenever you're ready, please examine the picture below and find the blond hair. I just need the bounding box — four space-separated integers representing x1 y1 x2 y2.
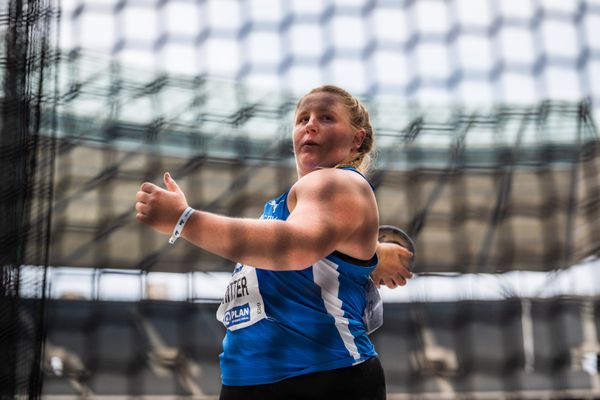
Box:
297 85 376 173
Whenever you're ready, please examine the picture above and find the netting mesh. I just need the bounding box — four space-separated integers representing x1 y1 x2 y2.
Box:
2 0 600 398
42 298 600 397
50 61 600 274
59 0 600 119
40 51 600 398
0 0 58 397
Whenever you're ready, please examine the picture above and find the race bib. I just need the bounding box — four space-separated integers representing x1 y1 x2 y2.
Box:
363 277 383 334
216 263 266 331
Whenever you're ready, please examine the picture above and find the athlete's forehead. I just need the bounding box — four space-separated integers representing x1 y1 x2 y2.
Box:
296 92 347 116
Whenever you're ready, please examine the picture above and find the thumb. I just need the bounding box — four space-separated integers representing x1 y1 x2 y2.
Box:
164 172 182 193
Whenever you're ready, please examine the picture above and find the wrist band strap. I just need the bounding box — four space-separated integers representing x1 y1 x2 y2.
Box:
168 206 194 244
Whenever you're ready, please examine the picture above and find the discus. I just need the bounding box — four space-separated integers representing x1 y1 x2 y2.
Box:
378 225 416 272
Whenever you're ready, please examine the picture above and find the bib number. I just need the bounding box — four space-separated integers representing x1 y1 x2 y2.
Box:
216 264 266 331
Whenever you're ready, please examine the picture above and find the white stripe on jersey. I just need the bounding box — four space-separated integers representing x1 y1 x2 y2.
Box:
313 258 361 361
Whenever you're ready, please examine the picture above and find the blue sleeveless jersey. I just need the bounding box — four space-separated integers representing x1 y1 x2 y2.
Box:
217 169 378 386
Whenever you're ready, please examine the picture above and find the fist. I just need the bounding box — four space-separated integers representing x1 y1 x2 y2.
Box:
135 172 188 235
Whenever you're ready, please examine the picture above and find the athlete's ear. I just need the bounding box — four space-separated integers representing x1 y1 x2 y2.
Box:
352 129 366 151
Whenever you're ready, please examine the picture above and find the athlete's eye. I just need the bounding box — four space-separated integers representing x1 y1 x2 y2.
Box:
296 115 309 124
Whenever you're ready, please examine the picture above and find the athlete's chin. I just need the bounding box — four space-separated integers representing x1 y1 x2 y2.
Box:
297 154 320 166
296 158 323 176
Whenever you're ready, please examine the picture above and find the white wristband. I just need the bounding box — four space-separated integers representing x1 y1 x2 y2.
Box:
168 206 194 244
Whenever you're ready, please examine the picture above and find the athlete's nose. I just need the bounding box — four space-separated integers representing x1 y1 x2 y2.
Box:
305 115 318 134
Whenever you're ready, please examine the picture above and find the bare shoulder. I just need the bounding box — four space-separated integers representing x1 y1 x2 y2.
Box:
295 168 371 195
286 168 378 260
288 168 375 212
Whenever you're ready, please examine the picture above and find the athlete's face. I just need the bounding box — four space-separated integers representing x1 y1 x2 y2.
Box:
293 92 364 177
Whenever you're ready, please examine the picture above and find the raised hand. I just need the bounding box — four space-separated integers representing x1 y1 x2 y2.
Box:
135 172 189 235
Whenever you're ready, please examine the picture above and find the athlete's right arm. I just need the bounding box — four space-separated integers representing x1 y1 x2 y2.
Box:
136 170 375 271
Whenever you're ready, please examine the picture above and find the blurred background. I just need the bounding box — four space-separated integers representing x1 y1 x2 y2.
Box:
1 0 600 398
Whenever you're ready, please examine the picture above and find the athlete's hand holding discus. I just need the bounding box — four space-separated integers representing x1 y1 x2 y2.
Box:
372 226 415 289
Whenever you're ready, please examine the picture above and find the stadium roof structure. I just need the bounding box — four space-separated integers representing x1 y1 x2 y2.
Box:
38 52 600 274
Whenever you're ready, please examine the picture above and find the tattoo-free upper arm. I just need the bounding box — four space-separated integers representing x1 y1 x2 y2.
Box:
284 169 374 265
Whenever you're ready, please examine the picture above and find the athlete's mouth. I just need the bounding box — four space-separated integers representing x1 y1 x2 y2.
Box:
302 140 319 148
